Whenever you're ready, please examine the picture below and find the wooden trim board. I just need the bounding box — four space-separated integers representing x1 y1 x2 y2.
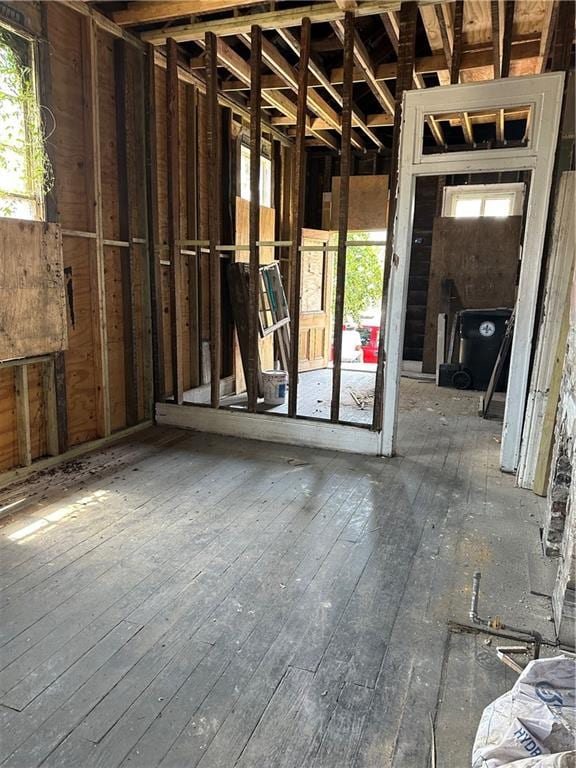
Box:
156 403 381 455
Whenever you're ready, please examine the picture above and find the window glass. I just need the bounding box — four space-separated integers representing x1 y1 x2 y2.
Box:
0 26 46 220
454 197 482 218
484 197 512 217
240 144 272 207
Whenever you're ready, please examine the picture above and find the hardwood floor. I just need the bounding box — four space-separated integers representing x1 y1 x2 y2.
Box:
0 388 549 767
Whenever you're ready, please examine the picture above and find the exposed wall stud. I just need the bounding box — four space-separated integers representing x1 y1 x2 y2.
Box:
287 17 311 418
248 26 262 413
205 31 222 408
330 11 354 424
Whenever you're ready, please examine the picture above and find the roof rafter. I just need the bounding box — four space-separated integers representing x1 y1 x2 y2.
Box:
112 0 256 27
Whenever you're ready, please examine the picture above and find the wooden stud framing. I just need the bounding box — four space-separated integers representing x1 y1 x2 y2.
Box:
373 0 418 432
167 39 184 404
537 1 558 74
39 3 68 454
490 0 501 78
205 31 222 408
83 17 111 437
43 359 59 457
144 44 166 403
287 18 311 419
114 39 139 426
248 26 262 413
330 11 354 424
450 0 464 85
551 0 575 72
14 367 31 468
500 1 515 79
186 84 201 389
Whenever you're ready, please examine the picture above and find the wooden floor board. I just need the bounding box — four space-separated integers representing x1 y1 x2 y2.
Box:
0 384 550 767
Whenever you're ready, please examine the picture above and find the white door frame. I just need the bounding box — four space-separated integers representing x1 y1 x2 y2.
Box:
379 73 565 472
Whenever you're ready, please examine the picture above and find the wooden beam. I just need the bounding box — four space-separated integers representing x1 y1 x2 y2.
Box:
461 110 474 144
551 0 574 72
496 107 505 142
501 1 515 78
113 0 256 26
239 31 365 150
332 18 395 114
380 10 399 52
248 26 262 413
114 39 139 426
288 18 311 419
205 32 222 408
434 3 453 73
167 39 184 404
537 0 558 73
43 359 59 457
144 44 166 403
83 17 111 438
450 0 464 84
142 1 440 45
39 3 67 454
330 11 354 424
373 0 418 432
490 0 501 78
15 367 31 467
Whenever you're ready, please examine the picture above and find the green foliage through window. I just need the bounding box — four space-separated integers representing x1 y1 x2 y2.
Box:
339 231 384 325
0 25 53 219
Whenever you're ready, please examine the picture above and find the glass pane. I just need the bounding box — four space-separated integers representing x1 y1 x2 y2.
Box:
454 198 482 218
240 144 250 201
260 156 272 207
0 194 36 219
484 197 512 217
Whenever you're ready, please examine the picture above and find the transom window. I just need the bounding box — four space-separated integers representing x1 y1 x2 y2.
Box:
443 183 525 219
0 24 46 220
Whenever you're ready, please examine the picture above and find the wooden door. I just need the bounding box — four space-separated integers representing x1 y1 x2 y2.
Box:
298 229 333 372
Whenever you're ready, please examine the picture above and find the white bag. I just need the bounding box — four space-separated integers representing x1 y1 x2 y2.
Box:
472 656 576 767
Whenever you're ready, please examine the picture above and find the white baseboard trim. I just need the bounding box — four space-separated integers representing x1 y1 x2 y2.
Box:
156 403 382 456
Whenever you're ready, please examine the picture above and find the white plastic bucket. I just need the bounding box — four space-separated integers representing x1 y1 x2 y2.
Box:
262 370 287 405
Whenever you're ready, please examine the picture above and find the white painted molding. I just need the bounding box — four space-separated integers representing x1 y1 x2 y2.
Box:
156 403 382 456
379 72 565 473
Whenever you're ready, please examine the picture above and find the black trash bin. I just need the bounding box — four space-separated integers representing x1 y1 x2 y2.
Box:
458 308 513 391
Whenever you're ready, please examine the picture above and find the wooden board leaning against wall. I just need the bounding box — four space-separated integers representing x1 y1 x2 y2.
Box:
0 2 152 474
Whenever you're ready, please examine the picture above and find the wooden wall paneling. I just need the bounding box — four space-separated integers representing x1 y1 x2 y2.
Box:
42 359 59 457
373 0 418 432
103 247 127 431
83 16 111 436
205 31 222 408
39 2 67 453
330 11 354 424
14 367 31 467
421 216 522 373
0 370 17 472
220 107 235 379
197 94 211 347
114 38 139 426
248 26 262 412
186 84 201 389
145 52 166 403
287 17 311 418
27 362 48 461
166 38 184 404
0 220 66 360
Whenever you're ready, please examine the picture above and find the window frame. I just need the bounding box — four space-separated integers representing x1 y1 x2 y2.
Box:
442 182 525 219
239 138 273 208
0 19 44 221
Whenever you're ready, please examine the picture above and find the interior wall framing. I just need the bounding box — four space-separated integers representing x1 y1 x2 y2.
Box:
0 2 152 476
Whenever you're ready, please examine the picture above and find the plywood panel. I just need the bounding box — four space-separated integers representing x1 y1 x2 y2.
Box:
330 176 388 232
98 29 120 241
63 238 99 446
104 247 127 432
47 3 89 231
422 216 521 373
0 368 17 472
28 362 47 461
0 219 67 360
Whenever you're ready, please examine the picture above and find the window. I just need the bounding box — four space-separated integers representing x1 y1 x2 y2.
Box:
240 143 272 207
443 183 524 219
0 25 47 220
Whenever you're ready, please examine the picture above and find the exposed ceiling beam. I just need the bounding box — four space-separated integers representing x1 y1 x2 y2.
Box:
276 27 384 149
419 3 449 84
450 0 464 84
536 0 558 73
141 0 440 45
331 18 395 114
461 111 474 144
501 1 516 78
238 31 366 150
490 1 501 78
112 0 256 26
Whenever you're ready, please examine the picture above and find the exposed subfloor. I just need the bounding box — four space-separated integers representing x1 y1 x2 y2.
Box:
0 385 554 768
